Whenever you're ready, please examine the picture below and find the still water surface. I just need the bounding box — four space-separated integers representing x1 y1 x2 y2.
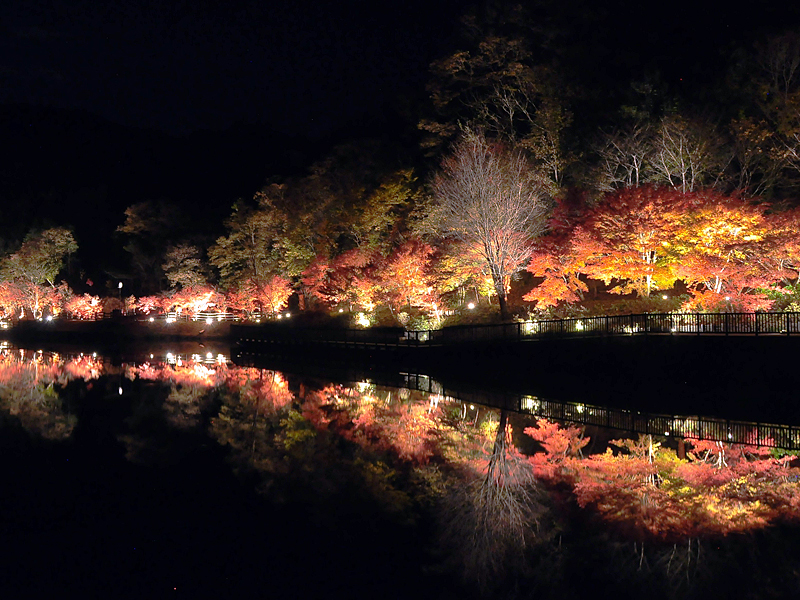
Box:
2 342 800 599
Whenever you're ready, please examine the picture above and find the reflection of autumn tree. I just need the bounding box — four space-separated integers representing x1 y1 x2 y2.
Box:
525 419 800 542
0 350 100 439
438 409 549 591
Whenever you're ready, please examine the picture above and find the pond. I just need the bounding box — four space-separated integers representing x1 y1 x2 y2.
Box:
2 341 800 599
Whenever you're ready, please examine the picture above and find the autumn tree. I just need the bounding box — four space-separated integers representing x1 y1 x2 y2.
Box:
432 131 549 319
649 115 729 193
162 244 206 290
421 27 572 195
1 228 78 318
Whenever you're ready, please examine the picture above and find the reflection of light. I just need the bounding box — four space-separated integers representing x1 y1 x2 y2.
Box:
216 354 226 363
467 302 475 310
176 357 182 366
206 352 213 359
45 315 53 322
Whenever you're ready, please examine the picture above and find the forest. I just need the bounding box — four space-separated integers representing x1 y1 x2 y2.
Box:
6 10 800 328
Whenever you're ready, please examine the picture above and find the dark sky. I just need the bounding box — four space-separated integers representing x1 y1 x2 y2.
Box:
4 0 800 138
0 0 472 138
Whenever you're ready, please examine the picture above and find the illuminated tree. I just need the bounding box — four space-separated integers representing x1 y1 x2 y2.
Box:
672 193 776 310
432 130 549 319
649 115 729 193
591 121 655 192
376 239 439 316
162 244 206 290
65 294 103 320
1 228 77 318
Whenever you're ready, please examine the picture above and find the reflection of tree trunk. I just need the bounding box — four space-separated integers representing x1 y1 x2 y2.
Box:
439 409 549 592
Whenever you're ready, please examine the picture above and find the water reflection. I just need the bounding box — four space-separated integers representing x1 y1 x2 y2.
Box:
1 344 800 597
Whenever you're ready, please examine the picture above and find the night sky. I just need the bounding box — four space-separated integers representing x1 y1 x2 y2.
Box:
2 0 800 280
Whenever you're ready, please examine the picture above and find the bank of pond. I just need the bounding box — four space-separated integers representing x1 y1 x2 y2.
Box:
1 343 799 598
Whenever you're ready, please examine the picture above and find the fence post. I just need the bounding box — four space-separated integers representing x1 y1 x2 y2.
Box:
696 312 700 336
755 313 759 336
724 312 729 335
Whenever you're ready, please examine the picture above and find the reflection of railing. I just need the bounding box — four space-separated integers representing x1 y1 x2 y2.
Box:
399 372 800 450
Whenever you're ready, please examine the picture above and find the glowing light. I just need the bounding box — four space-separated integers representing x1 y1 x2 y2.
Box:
576 320 584 331
469 404 475 410
150 354 154 359
118 387 123 395
356 312 371 327
725 296 731 301
206 352 213 359
45 315 53 322
118 282 123 289
576 404 585 413
277 314 283 319
206 317 213 324
662 295 668 300
339 308 344 313
166 317 175 324
467 302 475 310
285 313 290 318
149 317 155 322
92 352 97 358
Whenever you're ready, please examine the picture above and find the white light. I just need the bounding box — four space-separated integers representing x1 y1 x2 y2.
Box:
45 315 53 322
664 431 669 436
339 308 344 313
118 282 123 289
166 317 175 324
92 352 97 358
277 314 283 319
662 295 668 300
118 387 123 395
467 302 475 310
255 319 261 323
149 317 155 322
206 317 213 324
207 352 213 359
285 313 290 318
469 404 475 410
725 296 730 301
150 354 154 359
